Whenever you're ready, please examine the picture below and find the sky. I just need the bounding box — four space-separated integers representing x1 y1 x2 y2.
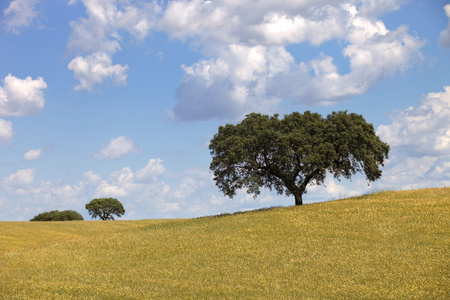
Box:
0 0 449 221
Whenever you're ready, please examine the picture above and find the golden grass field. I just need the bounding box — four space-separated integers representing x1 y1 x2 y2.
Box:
0 187 448 299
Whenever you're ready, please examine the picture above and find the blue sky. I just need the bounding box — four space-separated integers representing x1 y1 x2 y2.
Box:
0 0 449 221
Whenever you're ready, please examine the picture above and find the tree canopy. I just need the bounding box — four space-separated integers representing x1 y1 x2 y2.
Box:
30 210 84 221
85 198 125 221
209 111 390 205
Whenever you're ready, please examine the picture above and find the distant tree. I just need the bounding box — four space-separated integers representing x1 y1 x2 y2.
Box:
30 210 84 221
55 210 84 221
209 111 390 205
85 198 125 221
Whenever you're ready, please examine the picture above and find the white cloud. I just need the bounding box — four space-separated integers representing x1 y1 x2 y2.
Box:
94 135 137 160
0 173 89 220
377 155 440 190
2 0 40 33
172 48 282 121
84 170 102 184
92 162 172 215
1 168 35 193
67 0 160 90
91 164 214 217
0 74 47 117
173 176 198 200
377 86 450 155
0 159 174 220
439 4 450 49
65 0 422 116
0 119 13 145
136 158 166 182
23 148 42 161
95 167 133 197
297 24 423 104
358 0 404 17
93 162 170 201
50 184 83 198
68 52 128 91
0 74 46 144
68 0 160 52
165 0 423 121
376 86 450 190
428 160 450 183
158 202 180 213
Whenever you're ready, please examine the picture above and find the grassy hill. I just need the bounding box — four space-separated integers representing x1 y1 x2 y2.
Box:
0 188 448 299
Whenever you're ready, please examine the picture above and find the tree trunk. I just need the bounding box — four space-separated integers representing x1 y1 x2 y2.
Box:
282 177 308 206
294 192 303 206
284 182 304 206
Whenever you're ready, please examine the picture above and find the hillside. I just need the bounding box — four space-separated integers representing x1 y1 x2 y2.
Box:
0 188 448 299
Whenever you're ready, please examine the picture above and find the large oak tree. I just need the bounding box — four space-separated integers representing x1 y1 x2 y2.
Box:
209 111 390 205
85 198 125 220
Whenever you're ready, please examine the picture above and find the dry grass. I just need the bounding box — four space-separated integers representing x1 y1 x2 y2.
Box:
0 187 448 299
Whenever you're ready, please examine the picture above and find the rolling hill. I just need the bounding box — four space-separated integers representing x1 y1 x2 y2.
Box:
1 187 448 299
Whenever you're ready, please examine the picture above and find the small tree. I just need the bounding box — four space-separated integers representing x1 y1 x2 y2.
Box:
209 111 390 205
30 210 84 221
85 198 125 220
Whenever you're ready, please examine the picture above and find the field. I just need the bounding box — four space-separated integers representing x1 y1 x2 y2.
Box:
0 188 448 299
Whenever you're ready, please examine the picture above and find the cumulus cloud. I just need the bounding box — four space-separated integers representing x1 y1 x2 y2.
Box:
0 74 46 144
94 135 137 160
66 0 422 113
2 0 40 33
95 167 134 197
358 0 404 17
68 0 160 52
376 86 450 190
439 4 450 48
68 52 128 91
94 162 167 198
173 176 201 200
92 162 173 215
377 86 450 156
0 158 171 220
136 158 166 181
164 0 424 121
0 169 89 220
0 119 13 145
0 74 47 117
67 0 160 90
84 170 102 185
23 148 42 161
91 166 222 218
1 168 35 194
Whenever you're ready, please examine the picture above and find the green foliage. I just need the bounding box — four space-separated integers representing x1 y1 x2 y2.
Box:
209 111 390 205
30 210 84 221
85 198 125 221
